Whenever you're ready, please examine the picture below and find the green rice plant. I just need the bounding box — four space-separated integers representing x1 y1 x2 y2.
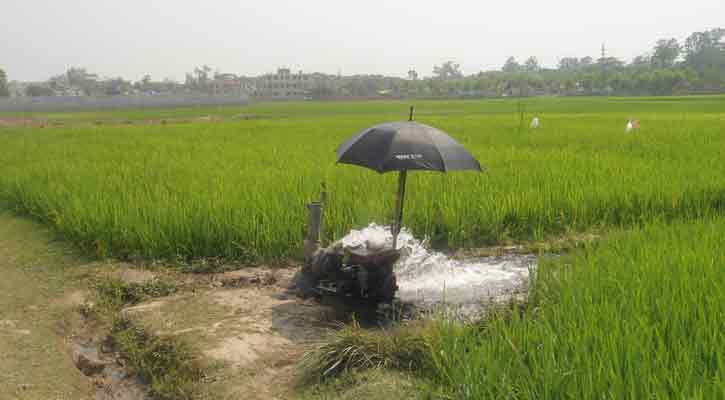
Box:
1 96 725 264
426 217 725 399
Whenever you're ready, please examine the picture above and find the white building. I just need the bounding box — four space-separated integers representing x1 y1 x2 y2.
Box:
255 68 311 100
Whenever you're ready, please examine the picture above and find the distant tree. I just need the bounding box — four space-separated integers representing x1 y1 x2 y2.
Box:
184 73 196 88
684 28 724 90
598 56 624 69
502 57 520 73
25 84 54 97
652 38 681 68
684 29 724 66
0 68 9 97
194 65 212 86
407 69 419 81
139 74 153 92
65 67 98 95
630 55 652 67
558 57 580 70
580 56 594 66
101 77 130 95
48 73 68 91
66 68 83 86
433 61 463 80
524 56 540 72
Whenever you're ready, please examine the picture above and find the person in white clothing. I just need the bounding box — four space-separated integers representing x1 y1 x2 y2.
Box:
530 116 540 129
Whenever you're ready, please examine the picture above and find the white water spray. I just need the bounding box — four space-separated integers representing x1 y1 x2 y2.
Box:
340 224 537 312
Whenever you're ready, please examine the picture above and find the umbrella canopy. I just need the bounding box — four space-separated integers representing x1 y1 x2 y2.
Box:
336 110 482 249
336 121 481 173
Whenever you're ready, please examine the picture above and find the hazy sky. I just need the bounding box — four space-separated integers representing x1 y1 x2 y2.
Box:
3 0 724 82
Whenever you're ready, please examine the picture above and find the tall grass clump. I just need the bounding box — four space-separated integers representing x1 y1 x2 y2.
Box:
427 217 725 399
1 96 725 264
111 317 204 400
300 319 433 384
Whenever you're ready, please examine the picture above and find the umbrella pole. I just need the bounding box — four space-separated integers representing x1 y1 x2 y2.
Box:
392 170 407 249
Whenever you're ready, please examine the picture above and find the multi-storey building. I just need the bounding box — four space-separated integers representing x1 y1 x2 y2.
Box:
255 68 311 100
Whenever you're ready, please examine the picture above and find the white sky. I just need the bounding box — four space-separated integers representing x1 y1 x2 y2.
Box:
2 0 724 82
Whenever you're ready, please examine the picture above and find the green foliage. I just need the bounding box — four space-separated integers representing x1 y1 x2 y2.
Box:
2 97 725 265
652 38 681 68
433 61 463 80
0 68 8 97
111 317 203 400
94 279 177 312
89 279 199 400
25 84 54 97
297 369 433 400
300 320 432 384
427 218 725 399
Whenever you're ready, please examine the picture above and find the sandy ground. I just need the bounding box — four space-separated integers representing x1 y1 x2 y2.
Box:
124 267 337 400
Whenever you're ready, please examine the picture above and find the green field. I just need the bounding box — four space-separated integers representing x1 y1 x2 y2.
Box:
303 217 725 399
2 96 725 262
2 96 725 398
427 217 725 398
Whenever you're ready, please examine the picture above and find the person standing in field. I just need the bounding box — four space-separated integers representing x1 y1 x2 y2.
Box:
530 116 540 129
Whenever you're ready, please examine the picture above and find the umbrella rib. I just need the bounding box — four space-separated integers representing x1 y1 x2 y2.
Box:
378 129 398 173
425 128 447 173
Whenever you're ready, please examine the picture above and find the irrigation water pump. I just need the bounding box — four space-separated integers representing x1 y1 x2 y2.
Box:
296 109 480 314
297 185 400 305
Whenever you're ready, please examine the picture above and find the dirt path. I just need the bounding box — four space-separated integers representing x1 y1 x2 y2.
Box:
0 211 343 399
0 212 95 399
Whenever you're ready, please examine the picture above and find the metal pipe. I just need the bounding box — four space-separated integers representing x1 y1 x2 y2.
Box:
392 170 407 249
304 201 322 261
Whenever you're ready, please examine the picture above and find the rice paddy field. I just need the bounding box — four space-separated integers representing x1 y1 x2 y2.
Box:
1 96 725 261
427 217 725 398
1 96 724 398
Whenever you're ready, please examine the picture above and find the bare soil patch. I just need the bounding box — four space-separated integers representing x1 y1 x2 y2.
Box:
124 266 338 400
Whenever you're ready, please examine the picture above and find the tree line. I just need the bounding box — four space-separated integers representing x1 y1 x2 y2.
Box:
397 28 724 97
310 28 724 98
1 27 723 99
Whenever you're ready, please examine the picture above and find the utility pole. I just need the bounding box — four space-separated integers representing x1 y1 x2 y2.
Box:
600 43 608 94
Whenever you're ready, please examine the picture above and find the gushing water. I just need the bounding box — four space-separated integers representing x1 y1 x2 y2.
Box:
341 224 537 313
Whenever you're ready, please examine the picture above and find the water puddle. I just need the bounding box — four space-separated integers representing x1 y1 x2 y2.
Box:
340 224 537 315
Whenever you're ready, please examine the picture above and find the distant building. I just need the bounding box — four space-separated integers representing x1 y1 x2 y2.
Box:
255 68 311 100
210 73 244 95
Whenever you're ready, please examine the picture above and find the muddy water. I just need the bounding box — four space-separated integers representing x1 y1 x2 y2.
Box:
340 224 537 315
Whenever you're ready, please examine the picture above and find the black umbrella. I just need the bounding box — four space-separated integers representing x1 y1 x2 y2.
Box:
336 107 482 248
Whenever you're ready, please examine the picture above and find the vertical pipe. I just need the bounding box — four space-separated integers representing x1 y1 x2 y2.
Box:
306 202 322 243
319 182 327 245
304 201 322 261
392 170 407 249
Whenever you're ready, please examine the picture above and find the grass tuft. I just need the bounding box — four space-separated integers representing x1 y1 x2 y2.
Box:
110 317 204 400
88 278 177 316
300 319 433 384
